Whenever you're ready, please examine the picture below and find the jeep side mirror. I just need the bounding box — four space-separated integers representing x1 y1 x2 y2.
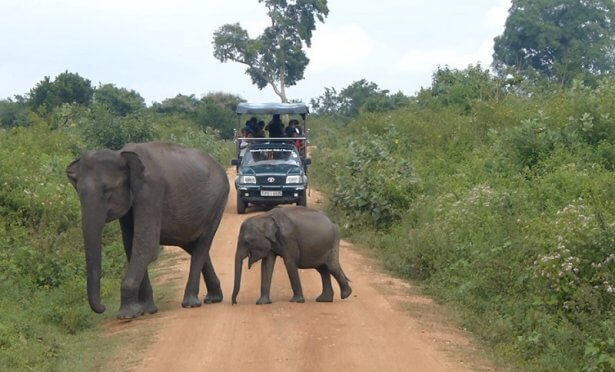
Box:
231 159 239 166
303 158 312 165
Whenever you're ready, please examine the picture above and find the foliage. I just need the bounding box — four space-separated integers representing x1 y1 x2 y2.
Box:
0 123 126 370
417 65 503 112
28 71 94 113
0 74 234 370
311 79 410 117
493 0 615 85
79 105 155 150
212 0 329 102
312 75 615 370
196 92 245 139
0 98 30 128
94 83 146 116
153 94 200 117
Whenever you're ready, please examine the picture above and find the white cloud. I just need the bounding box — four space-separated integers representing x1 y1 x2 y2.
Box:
397 39 494 73
306 23 375 72
484 0 511 29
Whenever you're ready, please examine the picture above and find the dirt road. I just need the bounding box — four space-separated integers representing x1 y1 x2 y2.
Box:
108 171 487 371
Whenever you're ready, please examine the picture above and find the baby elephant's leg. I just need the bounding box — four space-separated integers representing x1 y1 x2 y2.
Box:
283 258 305 303
257 253 276 305
316 266 334 302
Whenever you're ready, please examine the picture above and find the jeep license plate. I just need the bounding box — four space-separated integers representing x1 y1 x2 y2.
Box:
261 190 282 197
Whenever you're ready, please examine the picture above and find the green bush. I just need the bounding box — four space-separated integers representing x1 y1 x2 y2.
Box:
312 77 615 370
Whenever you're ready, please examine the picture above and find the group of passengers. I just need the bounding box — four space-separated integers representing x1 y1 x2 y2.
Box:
240 114 304 152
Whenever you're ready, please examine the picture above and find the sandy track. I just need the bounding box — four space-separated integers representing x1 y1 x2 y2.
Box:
107 171 487 372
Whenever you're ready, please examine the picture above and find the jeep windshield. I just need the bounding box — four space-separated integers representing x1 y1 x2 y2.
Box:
242 148 301 167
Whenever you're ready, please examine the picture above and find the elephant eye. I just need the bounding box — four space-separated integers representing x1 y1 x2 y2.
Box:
102 185 113 195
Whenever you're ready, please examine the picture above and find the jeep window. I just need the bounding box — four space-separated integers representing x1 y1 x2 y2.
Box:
242 148 301 166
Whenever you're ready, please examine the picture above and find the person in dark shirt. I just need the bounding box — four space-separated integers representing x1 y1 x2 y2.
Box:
265 114 284 138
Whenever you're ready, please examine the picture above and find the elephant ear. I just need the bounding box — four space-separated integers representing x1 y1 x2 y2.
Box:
66 158 80 187
265 211 292 255
262 217 279 252
120 151 145 195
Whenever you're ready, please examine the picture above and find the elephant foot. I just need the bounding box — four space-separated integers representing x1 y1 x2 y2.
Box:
316 293 333 302
204 293 223 304
142 301 158 314
256 296 272 305
182 295 202 308
340 286 353 300
118 303 144 319
289 294 305 303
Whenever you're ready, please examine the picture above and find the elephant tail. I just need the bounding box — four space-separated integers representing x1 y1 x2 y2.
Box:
342 268 351 282
333 223 350 282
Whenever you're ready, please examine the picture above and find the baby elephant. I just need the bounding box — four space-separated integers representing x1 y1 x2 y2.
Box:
232 206 352 305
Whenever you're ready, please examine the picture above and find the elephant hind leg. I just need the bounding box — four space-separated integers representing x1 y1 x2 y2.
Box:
330 265 352 299
184 203 225 307
315 266 334 302
202 258 223 304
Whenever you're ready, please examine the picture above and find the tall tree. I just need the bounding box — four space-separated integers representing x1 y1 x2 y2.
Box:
212 0 329 102
493 0 615 85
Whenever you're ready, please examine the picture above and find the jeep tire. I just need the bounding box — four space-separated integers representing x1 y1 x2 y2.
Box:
297 190 307 207
237 193 247 214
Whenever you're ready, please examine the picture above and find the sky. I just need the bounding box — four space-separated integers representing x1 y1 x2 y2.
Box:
0 0 511 105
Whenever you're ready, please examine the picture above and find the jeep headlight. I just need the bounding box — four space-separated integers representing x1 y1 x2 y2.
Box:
239 175 256 184
286 175 302 184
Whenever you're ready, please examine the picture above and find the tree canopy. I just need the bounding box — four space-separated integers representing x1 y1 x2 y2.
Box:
196 92 245 139
417 65 502 111
93 83 145 116
212 0 329 102
493 0 615 85
28 71 94 112
311 79 409 117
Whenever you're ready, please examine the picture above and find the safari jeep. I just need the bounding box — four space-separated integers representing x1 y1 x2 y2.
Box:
231 103 311 214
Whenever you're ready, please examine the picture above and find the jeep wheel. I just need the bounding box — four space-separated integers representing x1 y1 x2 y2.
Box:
237 193 247 214
297 190 307 207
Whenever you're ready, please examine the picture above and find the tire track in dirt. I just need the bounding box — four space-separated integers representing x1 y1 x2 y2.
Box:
105 170 491 372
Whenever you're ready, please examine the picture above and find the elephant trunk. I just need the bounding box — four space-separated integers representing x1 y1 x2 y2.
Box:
82 204 107 313
231 245 248 305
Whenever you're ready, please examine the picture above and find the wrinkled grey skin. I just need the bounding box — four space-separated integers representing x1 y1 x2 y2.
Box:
67 142 229 319
232 206 352 305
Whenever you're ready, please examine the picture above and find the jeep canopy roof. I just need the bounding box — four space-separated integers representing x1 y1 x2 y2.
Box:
235 102 309 115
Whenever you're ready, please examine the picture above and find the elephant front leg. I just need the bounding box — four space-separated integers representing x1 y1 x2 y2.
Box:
118 206 161 319
119 258 155 319
316 266 334 302
283 258 305 303
138 271 158 314
120 213 157 315
257 253 276 305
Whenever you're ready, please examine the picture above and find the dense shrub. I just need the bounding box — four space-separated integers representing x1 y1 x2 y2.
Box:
0 123 126 369
312 77 615 370
0 85 233 369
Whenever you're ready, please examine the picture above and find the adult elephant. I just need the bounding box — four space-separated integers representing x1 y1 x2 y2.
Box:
66 142 229 319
